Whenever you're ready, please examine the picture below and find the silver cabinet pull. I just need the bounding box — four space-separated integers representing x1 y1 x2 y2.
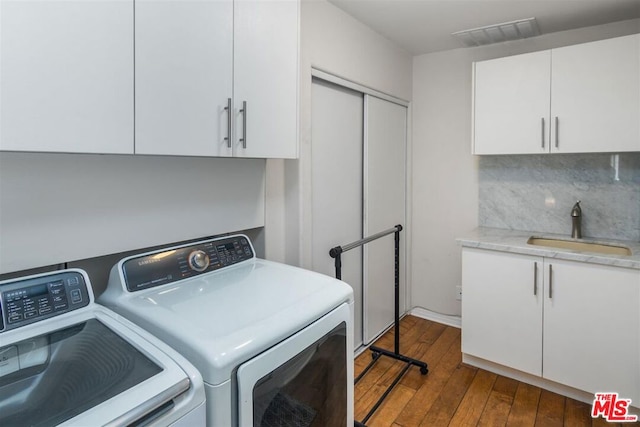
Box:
239 101 247 149
541 118 545 148
555 116 559 148
548 264 553 299
224 98 232 148
533 262 538 295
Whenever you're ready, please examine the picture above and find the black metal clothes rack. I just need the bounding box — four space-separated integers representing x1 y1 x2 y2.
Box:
329 224 428 427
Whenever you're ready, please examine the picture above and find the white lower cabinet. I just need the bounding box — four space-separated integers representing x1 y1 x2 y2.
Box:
462 249 543 376
462 248 640 402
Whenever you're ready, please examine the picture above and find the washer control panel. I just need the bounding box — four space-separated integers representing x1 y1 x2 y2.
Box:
0 271 90 332
122 235 255 292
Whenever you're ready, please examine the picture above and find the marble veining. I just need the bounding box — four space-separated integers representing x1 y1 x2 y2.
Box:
458 227 640 270
479 153 640 241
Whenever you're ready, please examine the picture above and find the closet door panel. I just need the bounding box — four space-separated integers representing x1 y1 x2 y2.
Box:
364 96 407 344
310 79 364 348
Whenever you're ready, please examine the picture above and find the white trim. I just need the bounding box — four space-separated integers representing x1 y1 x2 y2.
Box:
410 307 461 328
362 94 370 345
311 68 409 108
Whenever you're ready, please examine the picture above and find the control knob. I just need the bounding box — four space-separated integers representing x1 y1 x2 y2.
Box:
188 250 210 272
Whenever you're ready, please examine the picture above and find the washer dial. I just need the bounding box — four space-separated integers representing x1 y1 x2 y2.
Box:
188 250 210 272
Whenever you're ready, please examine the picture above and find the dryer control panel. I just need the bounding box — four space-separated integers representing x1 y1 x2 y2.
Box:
0 271 90 332
122 235 255 292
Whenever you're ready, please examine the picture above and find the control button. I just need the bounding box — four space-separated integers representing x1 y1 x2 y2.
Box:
53 303 68 311
52 295 66 304
24 311 37 319
49 281 64 296
188 250 210 272
67 276 79 286
39 306 52 315
70 289 82 304
8 314 23 324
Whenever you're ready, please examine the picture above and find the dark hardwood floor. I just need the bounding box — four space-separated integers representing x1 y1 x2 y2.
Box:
354 315 639 427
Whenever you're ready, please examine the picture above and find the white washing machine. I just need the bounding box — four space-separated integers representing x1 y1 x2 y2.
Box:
0 268 206 426
99 234 354 427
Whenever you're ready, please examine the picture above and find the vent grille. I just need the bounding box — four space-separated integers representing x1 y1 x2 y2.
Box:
452 17 540 47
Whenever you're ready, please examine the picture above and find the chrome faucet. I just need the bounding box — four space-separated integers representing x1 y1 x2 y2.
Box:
571 200 582 239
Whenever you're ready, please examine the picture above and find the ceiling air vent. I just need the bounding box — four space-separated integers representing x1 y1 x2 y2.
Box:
452 17 540 47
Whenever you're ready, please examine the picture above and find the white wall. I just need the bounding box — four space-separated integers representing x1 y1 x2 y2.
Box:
411 19 640 316
0 152 266 273
264 0 413 268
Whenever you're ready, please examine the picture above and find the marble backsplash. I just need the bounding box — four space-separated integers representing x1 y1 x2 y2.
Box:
479 153 640 242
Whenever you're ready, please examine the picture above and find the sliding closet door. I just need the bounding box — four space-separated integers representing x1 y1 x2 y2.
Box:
311 78 364 347
363 95 407 345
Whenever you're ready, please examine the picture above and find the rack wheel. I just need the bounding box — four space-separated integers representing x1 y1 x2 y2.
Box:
420 366 428 375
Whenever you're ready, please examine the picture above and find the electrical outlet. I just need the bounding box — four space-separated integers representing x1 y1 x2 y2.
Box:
456 286 462 301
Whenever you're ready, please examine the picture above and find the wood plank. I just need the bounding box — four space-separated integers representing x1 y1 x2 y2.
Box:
477 376 519 427
366 384 415 427
449 369 498 426
354 316 620 427
393 334 463 427
534 390 565 427
376 321 445 388
564 398 592 427
506 382 542 427
355 355 397 402
418 364 478 426
492 376 519 397
400 326 460 391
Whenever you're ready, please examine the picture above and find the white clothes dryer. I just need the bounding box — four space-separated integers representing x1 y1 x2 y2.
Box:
0 269 206 426
99 234 354 427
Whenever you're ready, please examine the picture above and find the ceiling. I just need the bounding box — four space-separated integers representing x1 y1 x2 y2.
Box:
326 0 640 54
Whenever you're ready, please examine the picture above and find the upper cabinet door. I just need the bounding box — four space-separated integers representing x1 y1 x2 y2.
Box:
0 0 134 154
473 51 551 155
134 0 233 157
233 0 299 159
550 34 640 153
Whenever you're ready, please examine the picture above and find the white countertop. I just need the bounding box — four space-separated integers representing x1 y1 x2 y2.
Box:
457 227 640 270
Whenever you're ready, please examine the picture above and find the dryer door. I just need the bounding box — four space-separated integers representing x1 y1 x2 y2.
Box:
237 303 353 427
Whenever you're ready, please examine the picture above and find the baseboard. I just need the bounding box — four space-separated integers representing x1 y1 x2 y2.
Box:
410 307 461 328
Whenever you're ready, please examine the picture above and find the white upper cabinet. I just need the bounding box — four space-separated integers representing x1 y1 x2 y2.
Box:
0 0 134 154
473 34 640 155
233 0 299 159
550 34 640 153
136 0 298 158
473 51 551 155
1 0 298 158
134 0 233 157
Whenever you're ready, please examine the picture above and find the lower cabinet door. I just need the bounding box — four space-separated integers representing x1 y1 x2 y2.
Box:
543 260 640 402
462 248 543 376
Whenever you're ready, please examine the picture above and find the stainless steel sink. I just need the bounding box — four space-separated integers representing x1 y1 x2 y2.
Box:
527 237 632 256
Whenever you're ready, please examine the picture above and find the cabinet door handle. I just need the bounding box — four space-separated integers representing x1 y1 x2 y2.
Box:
224 98 232 148
548 264 553 299
533 262 538 295
541 118 545 148
555 116 559 148
239 101 247 149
